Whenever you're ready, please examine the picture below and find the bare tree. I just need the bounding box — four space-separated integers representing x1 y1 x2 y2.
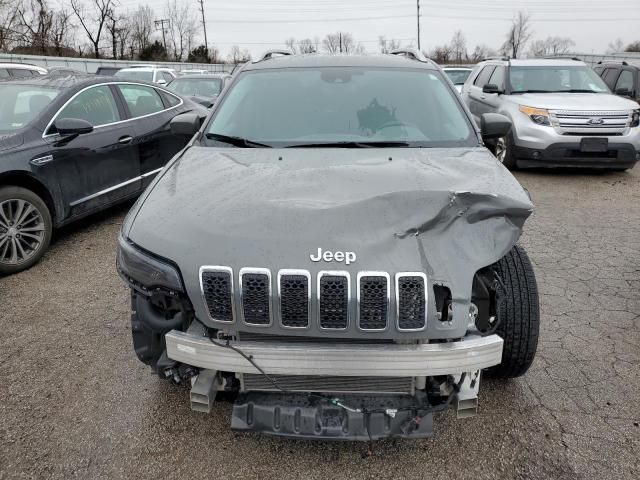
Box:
502 11 532 58
298 38 317 54
165 0 197 61
18 0 54 53
130 5 153 57
378 35 400 54
626 41 640 53
284 37 296 53
51 9 74 55
70 0 114 58
469 44 496 62
430 44 453 64
606 38 624 54
323 32 357 54
0 0 21 51
450 30 467 63
106 10 124 59
227 44 250 63
116 17 131 59
528 36 575 58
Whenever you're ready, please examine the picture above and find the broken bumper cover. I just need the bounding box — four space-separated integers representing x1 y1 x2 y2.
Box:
165 330 504 377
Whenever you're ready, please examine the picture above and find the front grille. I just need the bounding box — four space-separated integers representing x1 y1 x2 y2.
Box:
279 272 310 328
201 268 234 322
318 273 349 329
397 274 427 330
240 270 271 325
358 274 389 330
243 374 413 394
551 110 630 134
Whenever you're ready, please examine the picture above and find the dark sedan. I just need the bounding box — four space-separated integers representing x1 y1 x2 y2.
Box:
0 76 207 274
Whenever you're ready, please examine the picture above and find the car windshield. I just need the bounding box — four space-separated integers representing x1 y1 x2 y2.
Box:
0 84 59 133
114 70 154 82
444 69 472 85
167 78 223 97
509 66 609 93
205 67 475 148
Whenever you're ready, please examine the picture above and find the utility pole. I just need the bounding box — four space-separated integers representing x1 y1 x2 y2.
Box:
197 0 209 58
339 32 343 53
154 19 170 52
416 0 421 51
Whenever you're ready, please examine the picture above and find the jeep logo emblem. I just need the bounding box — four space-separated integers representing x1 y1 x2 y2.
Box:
587 117 604 125
310 247 356 265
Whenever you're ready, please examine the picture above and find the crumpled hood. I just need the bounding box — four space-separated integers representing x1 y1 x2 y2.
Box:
507 93 639 111
126 146 533 337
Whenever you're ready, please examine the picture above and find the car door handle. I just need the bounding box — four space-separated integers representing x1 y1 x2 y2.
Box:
118 136 133 145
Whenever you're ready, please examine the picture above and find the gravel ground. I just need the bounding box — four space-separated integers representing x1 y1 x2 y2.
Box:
1 168 639 480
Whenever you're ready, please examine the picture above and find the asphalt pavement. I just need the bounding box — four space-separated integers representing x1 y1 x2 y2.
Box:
1 167 639 480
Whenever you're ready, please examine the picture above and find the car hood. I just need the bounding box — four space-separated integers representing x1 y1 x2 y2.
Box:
126 146 533 334
506 92 639 111
0 133 24 152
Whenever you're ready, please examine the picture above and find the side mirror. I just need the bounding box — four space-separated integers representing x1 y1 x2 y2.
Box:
615 87 632 97
480 113 512 140
482 84 502 95
54 118 94 136
170 112 205 136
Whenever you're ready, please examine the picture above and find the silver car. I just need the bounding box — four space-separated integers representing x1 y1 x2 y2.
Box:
462 58 640 170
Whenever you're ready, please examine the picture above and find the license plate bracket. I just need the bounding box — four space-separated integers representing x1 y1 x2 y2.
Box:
580 137 608 153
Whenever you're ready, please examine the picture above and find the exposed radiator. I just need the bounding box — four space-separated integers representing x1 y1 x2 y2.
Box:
242 374 414 395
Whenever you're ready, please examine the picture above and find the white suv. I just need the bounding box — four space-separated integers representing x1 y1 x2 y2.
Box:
462 58 640 170
114 67 177 85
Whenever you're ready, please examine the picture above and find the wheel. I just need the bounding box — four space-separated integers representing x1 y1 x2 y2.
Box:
0 186 52 275
494 134 518 170
486 245 540 378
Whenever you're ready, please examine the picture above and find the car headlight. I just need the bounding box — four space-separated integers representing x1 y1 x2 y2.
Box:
519 105 551 126
117 234 184 294
631 109 640 128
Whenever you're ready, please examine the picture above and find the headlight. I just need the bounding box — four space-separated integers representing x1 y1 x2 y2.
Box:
631 109 640 128
519 105 551 126
117 234 184 294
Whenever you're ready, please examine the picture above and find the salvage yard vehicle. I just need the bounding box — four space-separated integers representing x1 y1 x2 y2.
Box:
166 74 232 108
0 76 206 274
594 60 640 103
117 50 539 440
443 66 473 93
0 63 47 80
114 67 177 85
462 58 640 170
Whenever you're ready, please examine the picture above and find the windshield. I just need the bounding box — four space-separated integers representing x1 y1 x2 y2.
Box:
509 66 609 93
0 84 59 133
205 67 475 148
167 78 223 97
114 70 154 82
444 69 472 85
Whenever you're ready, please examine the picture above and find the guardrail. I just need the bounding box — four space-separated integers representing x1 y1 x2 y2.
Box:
0 52 236 74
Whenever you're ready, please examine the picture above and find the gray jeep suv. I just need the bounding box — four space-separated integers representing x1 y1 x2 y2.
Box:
117 51 539 440
462 58 640 170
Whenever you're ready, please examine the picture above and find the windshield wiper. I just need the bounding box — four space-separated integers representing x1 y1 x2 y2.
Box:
284 141 412 148
511 89 554 94
205 133 273 148
562 89 600 93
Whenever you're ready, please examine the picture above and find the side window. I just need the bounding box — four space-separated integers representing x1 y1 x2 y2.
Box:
614 70 635 93
602 68 621 89
0 68 9 79
117 84 165 117
56 85 120 127
161 71 174 84
160 90 181 107
9 69 33 78
593 66 604 75
487 66 505 89
473 66 496 87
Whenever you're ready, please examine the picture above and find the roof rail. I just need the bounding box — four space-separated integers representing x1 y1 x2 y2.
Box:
253 49 293 63
543 56 583 61
390 48 429 63
482 56 510 62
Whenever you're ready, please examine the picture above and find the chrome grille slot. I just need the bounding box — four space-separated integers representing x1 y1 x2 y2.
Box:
357 272 389 330
240 268 271 325
278 270 310 328
200 267 234 322
243 374 413 394
396 273 427 331
551 110 631 135
318 272 350 329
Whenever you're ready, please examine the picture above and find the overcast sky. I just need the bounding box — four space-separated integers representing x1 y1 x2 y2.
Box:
127 0 640 58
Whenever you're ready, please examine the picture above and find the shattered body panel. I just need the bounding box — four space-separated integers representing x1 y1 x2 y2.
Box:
124 146 533 340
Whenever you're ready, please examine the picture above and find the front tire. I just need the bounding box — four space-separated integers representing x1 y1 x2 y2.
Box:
487 245 540 378
494 134 518 170
0 186 52 275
